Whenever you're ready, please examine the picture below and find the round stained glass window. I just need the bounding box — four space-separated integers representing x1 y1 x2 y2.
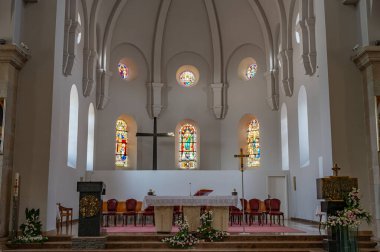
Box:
118 63 129 80
179 71 196 87
246 64 258 80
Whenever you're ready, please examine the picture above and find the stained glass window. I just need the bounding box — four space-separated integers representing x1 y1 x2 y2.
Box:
118 63 129 79
178 124 197 169
247 119 260 167
179 71 196 87
115 119 128 167
246 64 258 80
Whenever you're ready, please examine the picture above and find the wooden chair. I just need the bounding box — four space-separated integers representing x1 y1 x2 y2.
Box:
268 198 284 225
172 205 182 225
142 206 155 226
56 203 73 233
248 198 264 226
123 199 137 226
103 199 118 227
240 198 249 224
229 206 243 225
263 198 271 224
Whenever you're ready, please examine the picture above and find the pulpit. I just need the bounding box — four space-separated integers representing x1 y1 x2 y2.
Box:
316 164 358 252
77 182 105 237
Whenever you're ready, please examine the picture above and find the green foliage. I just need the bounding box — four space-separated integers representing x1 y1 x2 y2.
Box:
12 208 48 244
196 210 228 242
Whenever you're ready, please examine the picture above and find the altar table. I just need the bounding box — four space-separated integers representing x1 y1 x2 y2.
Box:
144 196 238 232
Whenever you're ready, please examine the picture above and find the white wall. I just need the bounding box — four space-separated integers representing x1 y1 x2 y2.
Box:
91 169 288 214
278 0 333 222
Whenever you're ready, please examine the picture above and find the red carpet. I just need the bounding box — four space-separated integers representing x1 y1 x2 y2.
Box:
103 224 305 233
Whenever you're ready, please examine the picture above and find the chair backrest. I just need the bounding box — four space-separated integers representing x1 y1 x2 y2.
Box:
107 199 118 212
229 206 241 212
240 198 248 211
126 199 137 211
249 198 261 211
144 206 154 212
173 205 181 212
269 198 281 211
264 198 271 211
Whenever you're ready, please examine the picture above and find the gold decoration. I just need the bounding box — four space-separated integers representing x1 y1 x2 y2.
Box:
79 195 99 218
316 176 358 200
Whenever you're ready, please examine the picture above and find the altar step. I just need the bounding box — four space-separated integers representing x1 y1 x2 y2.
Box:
4 233 378 252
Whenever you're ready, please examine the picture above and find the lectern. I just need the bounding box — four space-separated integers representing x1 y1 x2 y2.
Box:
77 182 105 236
316 164 358 252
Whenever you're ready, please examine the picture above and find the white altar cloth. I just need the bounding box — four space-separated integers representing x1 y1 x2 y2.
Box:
143 195 238 207
143 196 237 232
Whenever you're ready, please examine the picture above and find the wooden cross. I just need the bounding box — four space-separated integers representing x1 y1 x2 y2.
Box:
234 148 249 171
136 117 174 170
332 163 341 176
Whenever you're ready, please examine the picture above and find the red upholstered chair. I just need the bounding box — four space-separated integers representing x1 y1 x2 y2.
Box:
229 206 243 225
268 198 284 225
123 199 137 226
240 198 249 224
248 198 264 226
103 199 118 227
172 205 182 225
142 206 155 226
263 198 271 224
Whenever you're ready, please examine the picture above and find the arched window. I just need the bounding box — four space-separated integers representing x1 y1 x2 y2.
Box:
238 57 258 81
176 65 200 87
298 86 310 167
115 119 128 167
178 123 197 169
67 85 79 168
86 103 95 171
281 103 289 170
247 119 261 167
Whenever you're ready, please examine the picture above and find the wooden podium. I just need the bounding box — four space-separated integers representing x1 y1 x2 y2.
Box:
316 164 358 252
77 182 105 237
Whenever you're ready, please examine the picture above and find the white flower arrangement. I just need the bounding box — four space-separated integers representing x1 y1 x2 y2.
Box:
162 218 199 248
325 188 371 229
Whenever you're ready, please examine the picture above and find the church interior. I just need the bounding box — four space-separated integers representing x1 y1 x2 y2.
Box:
0 0 380 250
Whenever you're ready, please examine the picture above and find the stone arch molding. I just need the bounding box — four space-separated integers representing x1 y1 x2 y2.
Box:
63 0 81 76
247 0 279 111
295 0 317 76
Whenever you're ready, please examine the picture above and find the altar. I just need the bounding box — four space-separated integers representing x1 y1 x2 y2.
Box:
144 196 238 232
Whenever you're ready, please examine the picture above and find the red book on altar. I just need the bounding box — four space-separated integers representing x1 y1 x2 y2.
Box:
193 189 213 196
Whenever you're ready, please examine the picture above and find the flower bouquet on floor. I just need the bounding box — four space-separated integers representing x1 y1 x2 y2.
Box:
162 218 199 249
12 208 48 244
324 188 371 252
196 210 228 242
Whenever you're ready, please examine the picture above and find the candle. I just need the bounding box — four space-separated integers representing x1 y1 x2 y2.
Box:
13 173 19 197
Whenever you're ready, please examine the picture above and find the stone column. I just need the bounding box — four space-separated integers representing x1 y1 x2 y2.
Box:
0 44 29 237
352 46 380 237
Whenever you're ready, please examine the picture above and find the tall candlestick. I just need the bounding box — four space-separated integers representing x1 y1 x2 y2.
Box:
13 173 19 197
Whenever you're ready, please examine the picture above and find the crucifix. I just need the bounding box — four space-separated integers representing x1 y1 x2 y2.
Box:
332 163 341 176
234 148 250 234
136 117 174 170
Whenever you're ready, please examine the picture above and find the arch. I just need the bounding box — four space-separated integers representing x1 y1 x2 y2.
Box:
115 114 137 169
67 85 79 168
225 43 266 82
204 0 223 84
175 119 200 169
298 86 310 167
281 103 289 170
111 42 150 81
152 0 172 83
86 103 95 171
239 114 261 168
